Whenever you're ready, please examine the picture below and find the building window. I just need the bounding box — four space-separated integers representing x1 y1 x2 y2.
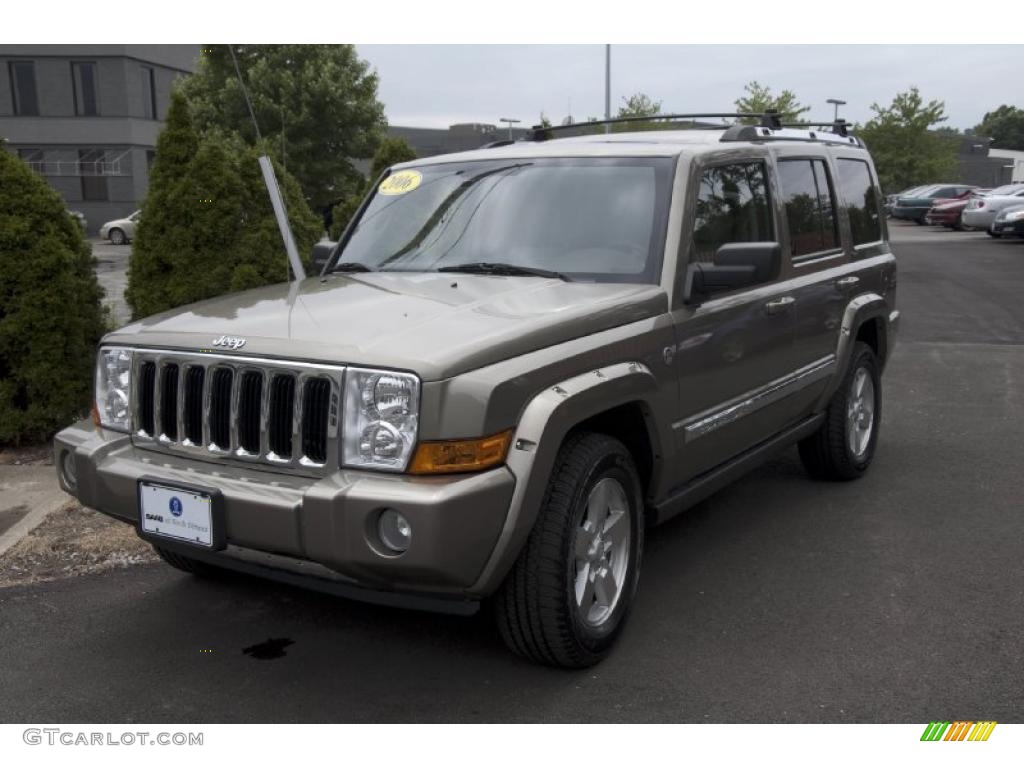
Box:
146 150 156 170
835 159 882 246
72 61 99 116
79 149 109 201
141 65 157 119
777 158 839 257
8 61 39 116
691 161 773 263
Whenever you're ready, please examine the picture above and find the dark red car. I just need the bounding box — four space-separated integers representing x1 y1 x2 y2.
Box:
925 189 989 230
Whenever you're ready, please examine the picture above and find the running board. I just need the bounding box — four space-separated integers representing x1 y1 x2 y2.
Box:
650 413 824 525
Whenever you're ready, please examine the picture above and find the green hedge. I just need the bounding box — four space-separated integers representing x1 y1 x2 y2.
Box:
0 146 107 446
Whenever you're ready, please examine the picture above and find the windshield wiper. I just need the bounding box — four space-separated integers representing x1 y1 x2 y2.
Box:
332 262 375 273
437 262 569 281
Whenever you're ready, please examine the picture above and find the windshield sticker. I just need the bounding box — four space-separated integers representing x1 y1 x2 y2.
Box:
379 170 423 196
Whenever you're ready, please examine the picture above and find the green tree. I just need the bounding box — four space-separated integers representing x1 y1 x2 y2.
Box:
127 99 320 319
181 44 386 210
857 87 958 193
974 105 1024 150
329 136 417 239
734 81 810 124
0 146 107 445
618 93 662 118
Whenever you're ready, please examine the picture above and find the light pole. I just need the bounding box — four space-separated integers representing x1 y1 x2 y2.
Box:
827 98 846 122
499 117 520 141
605 44 611 134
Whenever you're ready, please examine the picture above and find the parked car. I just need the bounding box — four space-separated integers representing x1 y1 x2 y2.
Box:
924 190 989 230
67 210 87 232
885 185 934 216
989 204 1024 238
55 116 898 668
99 211 140 245
892 185 977 223
962 184 1024 233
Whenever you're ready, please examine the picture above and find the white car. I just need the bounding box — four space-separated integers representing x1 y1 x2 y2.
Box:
99 210 140 245
961 184 1024 233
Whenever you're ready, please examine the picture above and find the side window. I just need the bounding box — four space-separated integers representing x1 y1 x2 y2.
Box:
692 161 773 263
836 159 882 246
777 158 839 257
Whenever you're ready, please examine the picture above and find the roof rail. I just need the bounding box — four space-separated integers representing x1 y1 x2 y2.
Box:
720 121 864 148
525 111 784 141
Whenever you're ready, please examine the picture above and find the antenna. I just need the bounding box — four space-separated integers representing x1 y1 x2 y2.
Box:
228 44 306 282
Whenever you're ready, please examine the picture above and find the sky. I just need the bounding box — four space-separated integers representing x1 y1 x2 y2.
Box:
357 45 1021 132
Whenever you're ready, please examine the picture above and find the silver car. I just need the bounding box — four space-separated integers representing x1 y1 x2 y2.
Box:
99 210 140 245
962 184 1024 233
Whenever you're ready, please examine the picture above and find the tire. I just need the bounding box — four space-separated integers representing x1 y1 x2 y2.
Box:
109 228 126 245
914 217 926 225
153 545 221 578
986 229 1001 239
494 432 644 668
799 341 881 481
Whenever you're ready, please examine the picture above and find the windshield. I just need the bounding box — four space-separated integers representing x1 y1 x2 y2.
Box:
335 157 675 283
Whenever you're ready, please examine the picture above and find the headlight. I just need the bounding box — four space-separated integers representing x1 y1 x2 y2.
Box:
95 347 133 431
342 368 420 471
1005 209 1024 222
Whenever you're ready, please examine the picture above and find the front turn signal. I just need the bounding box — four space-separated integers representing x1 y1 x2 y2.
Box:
409 430 514 475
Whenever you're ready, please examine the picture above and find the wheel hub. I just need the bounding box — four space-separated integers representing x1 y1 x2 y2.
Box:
573 477 631 628
846 366 876 458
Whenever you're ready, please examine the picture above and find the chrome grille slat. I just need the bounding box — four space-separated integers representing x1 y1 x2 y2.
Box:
130 351 344 476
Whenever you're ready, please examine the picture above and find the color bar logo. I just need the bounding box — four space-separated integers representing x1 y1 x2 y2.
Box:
921 721 997 741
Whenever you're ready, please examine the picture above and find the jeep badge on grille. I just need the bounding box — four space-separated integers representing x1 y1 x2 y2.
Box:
212 335 246 351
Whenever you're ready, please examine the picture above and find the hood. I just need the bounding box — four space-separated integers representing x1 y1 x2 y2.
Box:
107 272 667 381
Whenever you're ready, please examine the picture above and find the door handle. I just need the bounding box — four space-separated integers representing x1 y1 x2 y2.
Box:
764 296 795 315
836 276 860 292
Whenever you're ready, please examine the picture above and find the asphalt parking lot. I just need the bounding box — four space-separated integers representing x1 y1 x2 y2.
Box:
1 223 1022 723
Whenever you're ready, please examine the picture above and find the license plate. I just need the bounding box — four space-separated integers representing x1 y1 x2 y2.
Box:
139 482 215 547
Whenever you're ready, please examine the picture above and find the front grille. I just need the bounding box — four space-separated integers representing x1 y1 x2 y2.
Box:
132 352 343 473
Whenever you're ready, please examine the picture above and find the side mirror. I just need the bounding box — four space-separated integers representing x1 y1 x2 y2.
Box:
311 240 338 273
684 242 781 304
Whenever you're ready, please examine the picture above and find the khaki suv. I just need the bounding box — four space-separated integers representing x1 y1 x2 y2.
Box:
55 114 898 668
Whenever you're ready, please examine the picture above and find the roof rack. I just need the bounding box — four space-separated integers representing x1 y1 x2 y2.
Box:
525 111 783 141
720 121 863 147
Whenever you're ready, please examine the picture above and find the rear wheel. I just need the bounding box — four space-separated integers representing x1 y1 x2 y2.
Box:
799 341 881 481
494 432 644 668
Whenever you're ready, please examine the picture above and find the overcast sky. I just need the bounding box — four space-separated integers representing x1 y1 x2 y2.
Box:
357 45 1021 131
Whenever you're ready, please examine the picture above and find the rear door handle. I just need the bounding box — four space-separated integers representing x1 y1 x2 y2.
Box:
836 276 860 291
764 296 795 315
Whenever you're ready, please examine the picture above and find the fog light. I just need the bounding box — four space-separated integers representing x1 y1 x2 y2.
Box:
60 450 78 491
377 509 411 554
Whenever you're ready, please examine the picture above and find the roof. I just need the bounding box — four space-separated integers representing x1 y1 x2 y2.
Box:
393 127 866 169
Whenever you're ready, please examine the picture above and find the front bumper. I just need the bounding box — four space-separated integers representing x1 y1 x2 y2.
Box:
55 420 516 607
991 219 1024 236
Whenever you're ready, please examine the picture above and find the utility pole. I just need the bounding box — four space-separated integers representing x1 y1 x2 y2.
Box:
604 44 611 134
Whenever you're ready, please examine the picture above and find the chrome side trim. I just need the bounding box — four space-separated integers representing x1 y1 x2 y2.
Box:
678 355 836 442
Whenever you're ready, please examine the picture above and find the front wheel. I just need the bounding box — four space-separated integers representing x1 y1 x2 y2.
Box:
494 432 644 668
986 229 1002 239
799 341 881 481
109 228 126 245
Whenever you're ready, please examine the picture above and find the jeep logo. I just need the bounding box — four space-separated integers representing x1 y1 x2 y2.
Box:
212 335 246 351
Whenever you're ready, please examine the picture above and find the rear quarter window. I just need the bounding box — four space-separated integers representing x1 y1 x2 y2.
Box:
835 159 883 246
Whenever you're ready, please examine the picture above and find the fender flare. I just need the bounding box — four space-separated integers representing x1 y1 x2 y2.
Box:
469 361 662 596
816 292 890 410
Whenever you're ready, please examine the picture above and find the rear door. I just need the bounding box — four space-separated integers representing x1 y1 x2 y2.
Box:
669 156 803 481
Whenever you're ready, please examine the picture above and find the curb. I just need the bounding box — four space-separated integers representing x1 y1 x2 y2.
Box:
0 490 71 559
